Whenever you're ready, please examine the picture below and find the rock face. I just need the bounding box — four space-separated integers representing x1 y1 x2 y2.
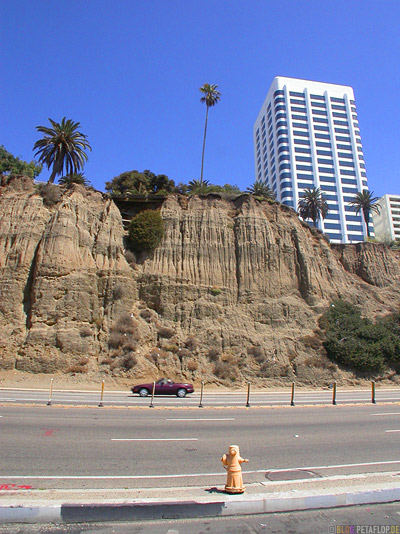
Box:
0 177 399 385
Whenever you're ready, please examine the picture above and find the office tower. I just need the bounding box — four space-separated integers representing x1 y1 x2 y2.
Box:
372 194 400 242
253 77 372 243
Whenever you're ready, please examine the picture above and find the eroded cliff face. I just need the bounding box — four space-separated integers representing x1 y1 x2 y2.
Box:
0 177 399 385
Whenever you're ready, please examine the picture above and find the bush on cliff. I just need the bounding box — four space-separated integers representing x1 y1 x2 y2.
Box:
320 300 400 373
127 209 165 253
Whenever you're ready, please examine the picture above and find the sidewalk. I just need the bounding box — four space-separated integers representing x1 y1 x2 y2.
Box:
1 472 400 524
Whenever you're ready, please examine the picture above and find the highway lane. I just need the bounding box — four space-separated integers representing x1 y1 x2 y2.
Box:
1 386 400 407
0 404 400 490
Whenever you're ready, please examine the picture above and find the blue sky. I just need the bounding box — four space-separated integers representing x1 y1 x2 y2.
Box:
1 0 399 196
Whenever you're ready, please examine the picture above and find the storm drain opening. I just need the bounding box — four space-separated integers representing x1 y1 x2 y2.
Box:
265 469 322 481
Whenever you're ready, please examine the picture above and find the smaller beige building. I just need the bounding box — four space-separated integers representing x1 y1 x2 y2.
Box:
372 194 400 243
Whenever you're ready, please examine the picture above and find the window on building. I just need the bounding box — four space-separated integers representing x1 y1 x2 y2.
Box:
293 130 310 137
295 147 312 154
342 187 358 193
337 144 352 151
296 164 313 171
318 167 335 174
316 141 331 148
293 139 310 145
292 114 308 121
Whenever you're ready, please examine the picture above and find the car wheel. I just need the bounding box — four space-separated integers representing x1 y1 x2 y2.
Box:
139 388 150 397
176 388 187 398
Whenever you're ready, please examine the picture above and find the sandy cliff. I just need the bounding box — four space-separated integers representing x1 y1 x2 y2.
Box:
0 176 399 385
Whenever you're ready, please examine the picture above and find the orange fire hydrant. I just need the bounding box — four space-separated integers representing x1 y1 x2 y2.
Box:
221 445 249 494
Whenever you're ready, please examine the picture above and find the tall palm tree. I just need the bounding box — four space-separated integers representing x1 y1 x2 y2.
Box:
33 117 91 183
298 187 329 227
246 179 276 200
200 83 221 185
348 190 381 238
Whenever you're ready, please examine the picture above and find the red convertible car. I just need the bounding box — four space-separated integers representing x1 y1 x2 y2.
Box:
131 378 195 397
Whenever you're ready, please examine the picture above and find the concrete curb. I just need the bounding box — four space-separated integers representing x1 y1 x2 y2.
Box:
1 485 400 524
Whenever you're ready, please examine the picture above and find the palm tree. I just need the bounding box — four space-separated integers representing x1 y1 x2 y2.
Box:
246 179 276 200
348 190 381 238
33 117 91 183
298 187 329 227
187 178 210 193
58 172 91 187
200 83 221 185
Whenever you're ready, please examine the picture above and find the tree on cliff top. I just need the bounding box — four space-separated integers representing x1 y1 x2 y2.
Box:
33 117 91 184
298 187 329 228
58 172 91 187
0 145 42 178
246 179 276 200
106 170 175 196
348 190 380 239
200 83 221 186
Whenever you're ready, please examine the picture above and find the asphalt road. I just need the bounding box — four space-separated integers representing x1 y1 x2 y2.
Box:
1 385 400 407
1 404 400 490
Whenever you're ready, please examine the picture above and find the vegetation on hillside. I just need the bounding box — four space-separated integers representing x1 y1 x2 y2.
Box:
246 179 276 200
58 172 91 187
127 209 165 253
0 145 42 178
320 300 400 373
105 170 176 196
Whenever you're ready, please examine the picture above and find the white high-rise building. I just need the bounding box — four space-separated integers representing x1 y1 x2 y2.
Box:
253 77 372 243
372 194 400 243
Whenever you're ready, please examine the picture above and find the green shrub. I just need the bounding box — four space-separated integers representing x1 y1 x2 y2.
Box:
127 209 164 253
210 286 222 296
157 326 175 339
320 300 400 373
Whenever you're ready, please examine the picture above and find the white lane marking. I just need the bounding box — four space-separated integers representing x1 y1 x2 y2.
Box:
261 471 400 486
385 430 400 433
166 418 235 421
3 459 400 480
0 399 16 402
111 438 198 441
373 413 400 416
266 460 400 473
